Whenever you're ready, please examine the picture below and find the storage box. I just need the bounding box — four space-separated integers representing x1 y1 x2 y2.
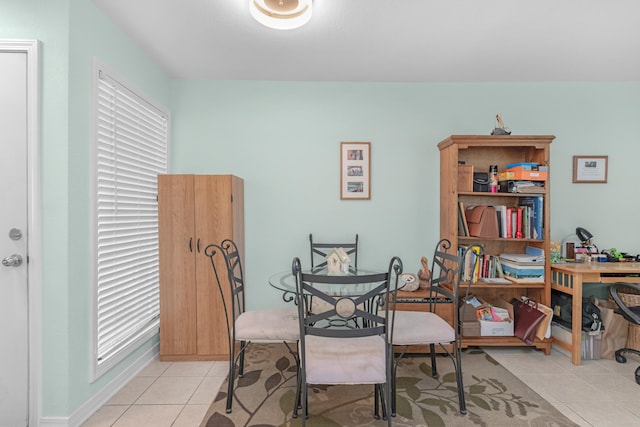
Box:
457 164 473 192
473 172 489 192
551 322 602 360
479 299 514 336
505 163 549 172
462 321 481 337
459 295 487 337
505 162 540 170
499 169 548 181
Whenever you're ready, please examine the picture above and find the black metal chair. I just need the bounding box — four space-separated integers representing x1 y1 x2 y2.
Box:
291 255 402 426
204 239 299 413
309 233 361 328
387 239 483 416
609 282 640 385
309 233 358 269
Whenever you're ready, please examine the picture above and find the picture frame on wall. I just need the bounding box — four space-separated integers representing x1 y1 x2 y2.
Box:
572 155 608 183
340 142 370 200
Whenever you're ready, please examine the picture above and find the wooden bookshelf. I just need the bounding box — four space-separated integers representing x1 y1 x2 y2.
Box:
438 135 555 354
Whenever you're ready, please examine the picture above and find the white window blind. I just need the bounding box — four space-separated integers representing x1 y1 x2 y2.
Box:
92 62 169 378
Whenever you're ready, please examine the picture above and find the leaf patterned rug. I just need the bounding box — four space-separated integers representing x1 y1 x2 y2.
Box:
201 343 577 427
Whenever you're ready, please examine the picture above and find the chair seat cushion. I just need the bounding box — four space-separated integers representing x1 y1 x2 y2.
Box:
235 308 299 342
388 310 455 345
302 335 386 385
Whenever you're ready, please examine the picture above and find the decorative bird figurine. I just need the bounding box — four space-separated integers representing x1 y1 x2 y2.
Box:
491 113 511 135
418 256 431 288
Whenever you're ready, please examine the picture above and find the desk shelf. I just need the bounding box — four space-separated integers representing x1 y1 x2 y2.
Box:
551 262 640 365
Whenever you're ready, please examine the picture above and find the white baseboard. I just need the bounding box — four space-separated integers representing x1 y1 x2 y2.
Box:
39 343 159 427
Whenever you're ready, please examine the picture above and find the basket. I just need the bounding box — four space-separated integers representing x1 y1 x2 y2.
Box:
615 290 640 351
627 323 640 352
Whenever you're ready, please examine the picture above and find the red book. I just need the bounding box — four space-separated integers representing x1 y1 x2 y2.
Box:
506 207 513 238
515 207 524 238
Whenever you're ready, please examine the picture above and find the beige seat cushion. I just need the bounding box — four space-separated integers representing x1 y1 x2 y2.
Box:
302 335 386 385
235 308 299 342
388 310 454 346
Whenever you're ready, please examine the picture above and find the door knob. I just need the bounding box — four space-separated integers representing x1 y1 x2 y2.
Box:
2 254 23 267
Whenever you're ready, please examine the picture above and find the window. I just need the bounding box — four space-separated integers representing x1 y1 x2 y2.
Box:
91 60 169 379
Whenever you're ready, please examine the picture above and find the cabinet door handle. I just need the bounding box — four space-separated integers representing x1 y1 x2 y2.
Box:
189 237 193 252
197 238 201 253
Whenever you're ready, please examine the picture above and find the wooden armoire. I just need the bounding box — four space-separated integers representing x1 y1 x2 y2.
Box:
157 174 244 361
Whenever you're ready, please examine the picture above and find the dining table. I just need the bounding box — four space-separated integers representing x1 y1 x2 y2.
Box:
268 266 388 303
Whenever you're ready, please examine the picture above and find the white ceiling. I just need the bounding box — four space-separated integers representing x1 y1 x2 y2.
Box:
92 0 640 82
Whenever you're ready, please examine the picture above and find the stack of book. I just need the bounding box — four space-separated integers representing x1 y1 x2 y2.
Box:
498 162 548 194
499 247 545 283
492 196 543 240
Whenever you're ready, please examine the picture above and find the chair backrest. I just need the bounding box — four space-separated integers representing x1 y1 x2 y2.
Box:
203 239 246 346
610 283 640 325
292 256 402 343
426 239 483 338
309 233 359 269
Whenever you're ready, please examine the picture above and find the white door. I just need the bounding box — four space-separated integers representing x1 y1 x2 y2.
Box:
0 49 29 427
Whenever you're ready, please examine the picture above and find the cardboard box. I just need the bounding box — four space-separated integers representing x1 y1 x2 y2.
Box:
499 169 548 181
459 295 487 337
480 319 515 336
462 321 481 337
457 164 473 192
479 299 514 337
505 163 549 172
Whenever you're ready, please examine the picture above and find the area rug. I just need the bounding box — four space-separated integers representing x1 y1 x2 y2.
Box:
201 343 577 427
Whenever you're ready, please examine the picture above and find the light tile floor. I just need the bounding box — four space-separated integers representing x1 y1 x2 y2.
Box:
81 360 229 427
81 347 640 427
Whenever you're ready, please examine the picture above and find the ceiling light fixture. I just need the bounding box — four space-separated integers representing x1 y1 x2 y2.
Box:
249 0 312 30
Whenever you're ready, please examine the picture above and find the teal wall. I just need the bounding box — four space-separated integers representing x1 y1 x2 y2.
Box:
171 81 640 310
2 0 640 422
66 0 172 414
1 0 171 419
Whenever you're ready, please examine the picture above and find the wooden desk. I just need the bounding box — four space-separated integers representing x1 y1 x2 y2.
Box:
550 262 640 365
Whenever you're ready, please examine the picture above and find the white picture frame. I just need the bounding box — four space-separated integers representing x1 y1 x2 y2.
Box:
340 142 370 200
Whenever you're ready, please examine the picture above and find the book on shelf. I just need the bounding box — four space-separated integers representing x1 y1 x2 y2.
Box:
495 256 505 277
505 162 540 170
458 201 469 236
480 277 512 284
498 247 545 282
500 252 545 265
500 260 545 276
515 206 524 238
494 205 508 238
504 274 545 283
460 248 513 283
519 196 543 240
525 245 544 257
460 245 482 282
500 259 545 283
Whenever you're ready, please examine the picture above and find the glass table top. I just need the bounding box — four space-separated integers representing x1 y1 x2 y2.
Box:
268 267 387 297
